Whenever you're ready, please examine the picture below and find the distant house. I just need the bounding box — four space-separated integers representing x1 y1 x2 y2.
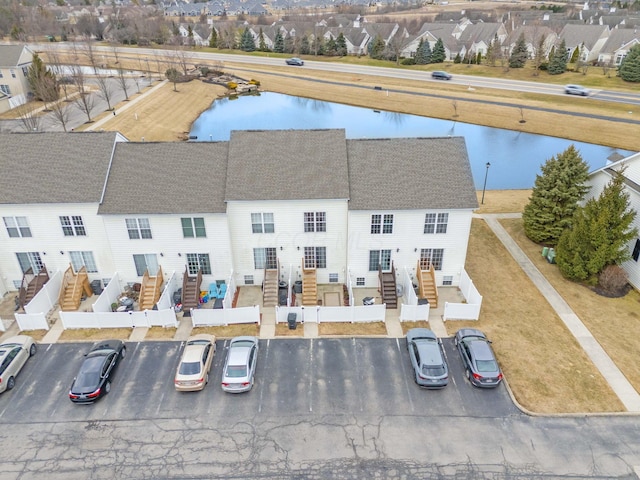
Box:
557 24 610 62
0 45 35 114
505 25 558 59
401 23 457 59
457 22 508 59
597 28 640 65
586 152 640 290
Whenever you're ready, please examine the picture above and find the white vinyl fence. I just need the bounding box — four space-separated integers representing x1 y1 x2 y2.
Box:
191 305 260 326
275 304 386 324
443 269 483 321
14 270 63 331
399 266 431 322
60 308 177 329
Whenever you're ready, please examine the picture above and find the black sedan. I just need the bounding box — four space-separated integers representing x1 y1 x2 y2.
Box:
454 329 502 388
69 340 126 403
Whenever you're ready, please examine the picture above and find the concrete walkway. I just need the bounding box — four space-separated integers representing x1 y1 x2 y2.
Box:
480 213 640 412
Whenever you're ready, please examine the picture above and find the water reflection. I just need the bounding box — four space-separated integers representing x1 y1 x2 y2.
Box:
189 92 636 190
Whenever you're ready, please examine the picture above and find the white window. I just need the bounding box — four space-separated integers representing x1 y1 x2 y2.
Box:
253 247 277 269
10 69 16 78
329 273 338 283
304 247 326 268
356 277 365 286
186 253 211 275
133 254 159 276
251 213 274 233
16 252 44 274
69 251 98 273
4 216 31 238
304 212 326 232
443 275 453 286
424 213 448 234
244 275 254 285
369 250 391 271
60 216 86 236
0 85 10 95
126 218 152 239
371 214 393 234
181 217 206 238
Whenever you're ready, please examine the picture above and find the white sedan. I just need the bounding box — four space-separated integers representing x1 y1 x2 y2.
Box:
0 335 37 393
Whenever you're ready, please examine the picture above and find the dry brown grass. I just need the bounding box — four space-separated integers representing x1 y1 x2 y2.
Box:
275 323 305 337
191 324 259 338
18 330 49 342
458 218 623 413
400 321 430 335
475 190 532 214
318 322 388 336
501 217 640 396
145 327 177 340
58 328 132 342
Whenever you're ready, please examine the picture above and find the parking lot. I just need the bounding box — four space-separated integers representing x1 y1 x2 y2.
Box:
0 338 518 423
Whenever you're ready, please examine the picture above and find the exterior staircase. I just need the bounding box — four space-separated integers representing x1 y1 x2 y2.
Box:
58 265 92 311
139 266 163 311
18 265 49 310
379 261 397 309
302 263 317 306
182 266 201 311
417 260 439 307
263 268 278 307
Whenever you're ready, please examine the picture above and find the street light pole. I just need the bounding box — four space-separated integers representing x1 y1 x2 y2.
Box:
481 162 491 205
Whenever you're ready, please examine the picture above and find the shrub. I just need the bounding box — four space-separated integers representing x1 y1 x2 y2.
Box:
598 265 628 295
401 57 415 65
199 66 210 76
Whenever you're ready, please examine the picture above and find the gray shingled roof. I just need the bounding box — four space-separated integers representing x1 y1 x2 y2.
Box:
347 137 478 210
98 142 228 214
0 45 29 67
225 129 350 201
0 132 119 205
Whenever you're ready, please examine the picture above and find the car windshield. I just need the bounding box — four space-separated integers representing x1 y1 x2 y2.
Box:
226 365 247 378
179 361 201 375
422 365 446 376
476 360 498 372
232 341 254 348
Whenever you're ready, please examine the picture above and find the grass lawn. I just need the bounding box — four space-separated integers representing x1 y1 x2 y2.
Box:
318 322 388 336
191 324 259 338
57 328 132 342
145 327 177 340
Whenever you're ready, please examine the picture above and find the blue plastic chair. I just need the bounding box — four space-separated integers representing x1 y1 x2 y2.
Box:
217 282 227 299
208 282 219 299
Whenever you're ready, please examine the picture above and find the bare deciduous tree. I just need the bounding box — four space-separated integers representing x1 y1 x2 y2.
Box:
15 102 42 132
49 97 73 132
70 64 95 123
94 73 116 110
116 66 131 101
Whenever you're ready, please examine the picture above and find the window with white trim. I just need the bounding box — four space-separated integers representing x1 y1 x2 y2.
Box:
60 216 86 236
16 252 44 274
4 216 31 238
420 248 444 271
304 212 326 232
253 247 277 269
329 273 338 283
181 217 206 238
371 214 393 234
251 213 274 233
69 251 98 273
244 275 254 285
10 69 15 78
0 85 10 95
356 277 365 286
304 247 326 269
133 253 159 276
126 218 152 239
186 253 211 275
369 250 391 271
424 213 448 234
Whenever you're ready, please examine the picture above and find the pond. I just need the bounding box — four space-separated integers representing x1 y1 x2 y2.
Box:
189 92 635 190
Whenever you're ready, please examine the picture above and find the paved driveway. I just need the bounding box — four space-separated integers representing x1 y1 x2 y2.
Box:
0 339 517 423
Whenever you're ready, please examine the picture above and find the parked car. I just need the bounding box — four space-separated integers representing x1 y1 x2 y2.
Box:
431 70 452 80
286 57 304 66
406 328 448 388
175 334 216 392
69 340 126 403
454 329 502 388
0 335 37 393
564 84 590 96
221 336 259 393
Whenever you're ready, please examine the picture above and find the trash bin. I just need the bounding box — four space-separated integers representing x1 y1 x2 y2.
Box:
279 288 288 306
294 281 303 294
173 288 182 304
541 246 549 257
90 279 103 295
213 298 224 309
363 297 374 306
417 298 429 305
546 248 556 264
287 312 297 330
279 281 287 289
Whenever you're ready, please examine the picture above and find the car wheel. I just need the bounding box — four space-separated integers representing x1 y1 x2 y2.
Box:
104 380 111 394
29 343 37 356
205 373 209 385
466 369 472 382
454 336 458 346
7 376 15 390
120 347 126 359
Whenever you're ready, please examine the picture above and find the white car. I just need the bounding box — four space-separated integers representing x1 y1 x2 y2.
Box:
175 334 216 392
0 335 37 393
221 336 259 393
564 84 590 96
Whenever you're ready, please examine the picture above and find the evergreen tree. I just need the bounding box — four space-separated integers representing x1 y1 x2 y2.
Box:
414 39 432 65
509 33 528 68
569 44 580 64
532 34 546 75
618 44 640 82
368 35 386 60
187 25 194 47
209 28 218 48
240 27 255 52
431 38 446 63
300 35 310 55
556 169 638 282
325 37 337 56
336 32 347 56
27 53 58 102
273 31 284 53
548 39 568 74
258 28 268 52
522 145 590 246
453 53 462 63
485 33 499 66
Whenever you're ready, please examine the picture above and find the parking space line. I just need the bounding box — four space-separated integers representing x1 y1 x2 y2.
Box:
352 338 363 412
308 339 314 412
395 338 414 412
442 340 457 388
257 339 269 413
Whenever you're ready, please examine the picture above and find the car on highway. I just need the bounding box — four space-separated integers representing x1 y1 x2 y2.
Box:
221 336 259 393
0 335 37 393
175 334 216 392
286 57 304 66
69 339 126 403
406 328 448 388
431 70 452 80
564 84 590 96
454 329 502 388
